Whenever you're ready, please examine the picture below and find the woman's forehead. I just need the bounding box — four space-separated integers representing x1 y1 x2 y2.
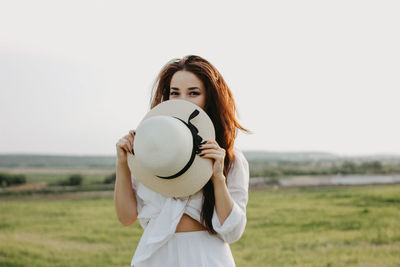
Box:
170 71 204 88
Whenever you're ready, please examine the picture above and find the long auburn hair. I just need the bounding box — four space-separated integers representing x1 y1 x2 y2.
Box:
150 55 249 234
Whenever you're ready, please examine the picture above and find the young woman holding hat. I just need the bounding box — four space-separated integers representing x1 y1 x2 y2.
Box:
115 55 250 267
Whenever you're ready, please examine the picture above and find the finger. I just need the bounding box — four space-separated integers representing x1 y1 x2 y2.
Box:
128 130 136 150
199 143 219 150
199 153 224 160
125 134 134 144
122 137 133 153
199 142 225 153
124 142 132 153
116 140 123 149
198 147 225 156
198 148 223 155
205 140 224 151
199 148 224 156
116 139 127 148
117 140 128 152
206 140 220 146
123 139 133 152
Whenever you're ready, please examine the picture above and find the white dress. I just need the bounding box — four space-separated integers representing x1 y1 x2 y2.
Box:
130 147 250 267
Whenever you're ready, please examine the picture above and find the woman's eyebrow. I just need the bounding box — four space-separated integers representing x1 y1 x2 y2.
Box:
170 87 201 90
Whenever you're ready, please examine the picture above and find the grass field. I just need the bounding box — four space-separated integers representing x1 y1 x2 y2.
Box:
1 185 399 267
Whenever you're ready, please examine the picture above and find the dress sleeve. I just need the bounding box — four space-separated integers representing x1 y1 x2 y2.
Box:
131 172 137 191
211 148 249 244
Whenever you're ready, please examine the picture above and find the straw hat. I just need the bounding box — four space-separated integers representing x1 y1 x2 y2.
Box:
127 99 216 197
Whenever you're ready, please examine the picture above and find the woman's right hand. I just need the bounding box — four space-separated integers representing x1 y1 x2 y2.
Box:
116 129 136 165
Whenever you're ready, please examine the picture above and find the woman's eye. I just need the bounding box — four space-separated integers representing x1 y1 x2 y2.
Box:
190 92 200 96
170 92 179 95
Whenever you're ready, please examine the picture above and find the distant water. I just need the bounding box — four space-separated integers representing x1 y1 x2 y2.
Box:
251 175 400 187
328 175 400 185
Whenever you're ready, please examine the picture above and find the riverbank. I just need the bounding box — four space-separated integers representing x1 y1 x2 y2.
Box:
250 174 400 190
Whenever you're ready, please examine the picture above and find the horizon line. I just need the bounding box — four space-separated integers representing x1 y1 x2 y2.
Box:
1 150 400 158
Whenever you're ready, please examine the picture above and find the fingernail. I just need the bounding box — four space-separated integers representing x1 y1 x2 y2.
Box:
134 132 136 135
199 154 204 157
201 140 207 144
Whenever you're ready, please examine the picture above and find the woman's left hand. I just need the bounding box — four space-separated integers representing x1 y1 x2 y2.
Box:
198 140 226 183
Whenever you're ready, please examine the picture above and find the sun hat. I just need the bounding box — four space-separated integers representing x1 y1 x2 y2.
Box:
127 99 216 197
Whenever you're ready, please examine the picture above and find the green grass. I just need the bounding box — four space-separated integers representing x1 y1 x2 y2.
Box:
1 185 400 266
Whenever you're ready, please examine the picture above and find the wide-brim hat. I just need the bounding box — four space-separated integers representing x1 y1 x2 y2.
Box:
127 99 216 197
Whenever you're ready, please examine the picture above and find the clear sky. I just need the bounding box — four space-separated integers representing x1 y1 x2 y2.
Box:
0 0 399 157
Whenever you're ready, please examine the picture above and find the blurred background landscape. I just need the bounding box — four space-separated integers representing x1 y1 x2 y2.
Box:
1 151 400 197
1 0 399 266
1 152 400 266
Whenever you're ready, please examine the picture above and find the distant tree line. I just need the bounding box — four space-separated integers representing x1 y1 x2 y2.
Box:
0 171 116 189
57 174 84 186
55 173 114 186
249 160 400 177
0 173 27 187
103 173 116 184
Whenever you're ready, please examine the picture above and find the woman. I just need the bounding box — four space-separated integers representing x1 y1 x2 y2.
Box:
114 55 250 267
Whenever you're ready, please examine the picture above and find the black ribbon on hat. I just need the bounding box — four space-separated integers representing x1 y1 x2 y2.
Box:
156 109 204 179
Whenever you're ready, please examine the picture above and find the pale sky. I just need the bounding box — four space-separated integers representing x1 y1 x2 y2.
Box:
0 0 399 157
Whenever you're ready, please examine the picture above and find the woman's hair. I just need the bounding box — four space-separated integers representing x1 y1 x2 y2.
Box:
150 55 249 234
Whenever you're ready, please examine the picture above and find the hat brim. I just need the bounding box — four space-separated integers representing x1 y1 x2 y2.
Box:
127 99 215 197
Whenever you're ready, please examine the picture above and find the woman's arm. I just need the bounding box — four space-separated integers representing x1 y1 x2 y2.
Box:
199 140 234 223
114 129 138 226
114 161 138 226
199 142 249 243
212 174 234 225
211 153 249 243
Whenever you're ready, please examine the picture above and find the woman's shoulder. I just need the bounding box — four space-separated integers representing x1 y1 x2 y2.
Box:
225 146 249 197
231 146 249 169
226 146 249 183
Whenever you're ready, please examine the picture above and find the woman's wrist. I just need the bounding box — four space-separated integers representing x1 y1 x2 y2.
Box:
116 160 131 180
212 174 226 186
116 158 128 167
